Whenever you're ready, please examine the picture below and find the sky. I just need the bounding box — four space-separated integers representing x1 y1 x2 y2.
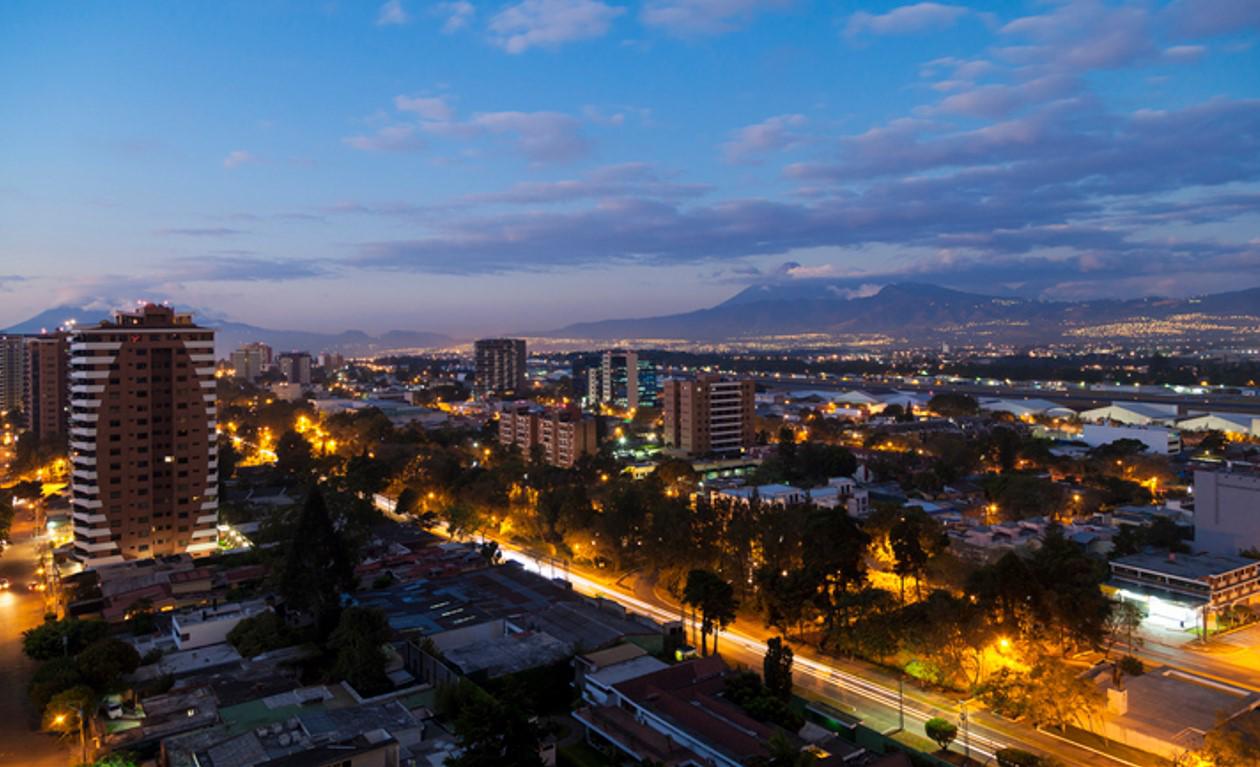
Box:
1 0 1258 336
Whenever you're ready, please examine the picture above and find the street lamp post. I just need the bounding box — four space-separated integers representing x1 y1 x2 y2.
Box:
960 700 970 762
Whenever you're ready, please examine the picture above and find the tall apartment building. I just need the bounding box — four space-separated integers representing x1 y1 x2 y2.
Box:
1195 469 1260 556
588 350 659 411
69 305 218 566
474 338 527 398
25 333 69 443
498 402 597 468
277 352 312 386
662 375 755 457
230 342 273 382
0 334 27 417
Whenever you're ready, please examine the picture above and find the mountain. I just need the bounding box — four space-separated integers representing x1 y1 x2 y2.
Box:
2 307 452 357
546 283 1260 345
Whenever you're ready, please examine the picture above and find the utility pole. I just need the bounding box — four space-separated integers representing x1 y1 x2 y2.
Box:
897 674 905 732
78 705 88 766
961 700 970 762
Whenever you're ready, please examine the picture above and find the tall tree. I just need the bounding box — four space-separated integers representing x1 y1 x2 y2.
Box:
330 607 392 696
278 485 354 637
763 637 794 701
448 694 546 767
802 509 870 632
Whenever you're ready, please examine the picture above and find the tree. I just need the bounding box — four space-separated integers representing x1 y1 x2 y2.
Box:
329 606 392 696
683 570 739 656
274 429 314 478
42 684 95 732
929 393 979 418
28 657 83 714
448 693 546 767
1202 712 1260 767
227 612 293 657
888 509 947 602
23 618 109 661
1101 601 1144 659
801 509 869 632
924 717 958 752
75 638 141 690
763 637 794 701
394 487 419 517
277 486 354 638
756 731 816 767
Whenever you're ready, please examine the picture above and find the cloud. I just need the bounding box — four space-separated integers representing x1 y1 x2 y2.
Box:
641 0 791 36
165 256 332 282
1163 44 1206 62
998 0 1156 73
343 124 427 152
1163 0 1260 38
846 3 971 39
722 114 807 163
156 227 248 237
488 0 623 53
376 0 410 25
223 149 259 169
394 94 454 121
433 0 475 32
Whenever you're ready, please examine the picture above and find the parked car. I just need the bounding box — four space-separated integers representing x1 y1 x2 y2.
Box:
0 578 10 590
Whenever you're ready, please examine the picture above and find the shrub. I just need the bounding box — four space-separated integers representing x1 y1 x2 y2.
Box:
1117 655 1144 677
925 717 958 752
997 747 1044 766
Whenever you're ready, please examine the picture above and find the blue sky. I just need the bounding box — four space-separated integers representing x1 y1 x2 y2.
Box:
1 0 1258 335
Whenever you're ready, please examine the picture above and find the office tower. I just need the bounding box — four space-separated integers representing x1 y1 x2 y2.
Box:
278 352 312 386
474 338 527 398
25 333 69 442
0 334 27 417
230 342 273 382
592 350 659 411
498 402 597 468
661 374 755 457
69 304 218 566
317 351 345 371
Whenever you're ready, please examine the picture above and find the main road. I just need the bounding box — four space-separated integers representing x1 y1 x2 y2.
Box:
489 541 1159 767
0 509 72 766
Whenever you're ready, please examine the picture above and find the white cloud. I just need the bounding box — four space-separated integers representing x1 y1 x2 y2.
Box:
846 3 970 39
343 125 427 152
641 0 790 36
376 0 410 25
223 149 258 169
394 94 454 122
722 114 806 163
488 0 624 53
434 0 475 32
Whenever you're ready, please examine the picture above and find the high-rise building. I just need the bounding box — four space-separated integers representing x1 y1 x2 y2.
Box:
69 304 218 566
230 342 273 382
498 402 597 468
474 338 527 398
0 334 27 417
662 375 755 457
25 333 69 443
591 350 659 411
278 352 312 386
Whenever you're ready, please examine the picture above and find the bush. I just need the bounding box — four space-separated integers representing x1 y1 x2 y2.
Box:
997 747 1044 767
227 611 293 657
1117 655 1144 677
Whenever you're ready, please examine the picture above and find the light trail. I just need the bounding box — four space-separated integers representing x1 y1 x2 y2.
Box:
496 545 1005 760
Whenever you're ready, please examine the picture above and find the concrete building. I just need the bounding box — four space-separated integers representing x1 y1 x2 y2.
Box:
1107 550 1260 632
69 304 219 566
473 338 527 398
170 600 271 650
1082 422 1181 454
277 351 312 386
498 402 597 468
229 342 272 382
25 332 69 442
1195 469 1260 555
662 375 755 457
0 334 27 417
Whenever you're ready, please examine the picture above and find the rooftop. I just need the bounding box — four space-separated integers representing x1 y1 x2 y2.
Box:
1110 551 1258 581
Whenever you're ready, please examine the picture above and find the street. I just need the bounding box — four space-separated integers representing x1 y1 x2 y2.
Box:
499 543 1159 767
0 511 72 767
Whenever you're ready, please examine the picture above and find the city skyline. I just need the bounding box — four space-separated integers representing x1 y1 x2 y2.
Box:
3 0 1260 336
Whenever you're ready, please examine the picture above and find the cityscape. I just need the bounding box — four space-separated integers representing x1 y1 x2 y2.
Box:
3 2 1260 767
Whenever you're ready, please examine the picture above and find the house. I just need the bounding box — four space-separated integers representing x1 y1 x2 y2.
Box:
170 600 271 650
716 484 806 506
808 477 871 517
574 657 779 767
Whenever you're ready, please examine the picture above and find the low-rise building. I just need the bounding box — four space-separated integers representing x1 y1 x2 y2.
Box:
1082 422 1181 454
1107 551 1260 632
1195 468 1260 556
1079 401 1180 426
171 600 271 650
